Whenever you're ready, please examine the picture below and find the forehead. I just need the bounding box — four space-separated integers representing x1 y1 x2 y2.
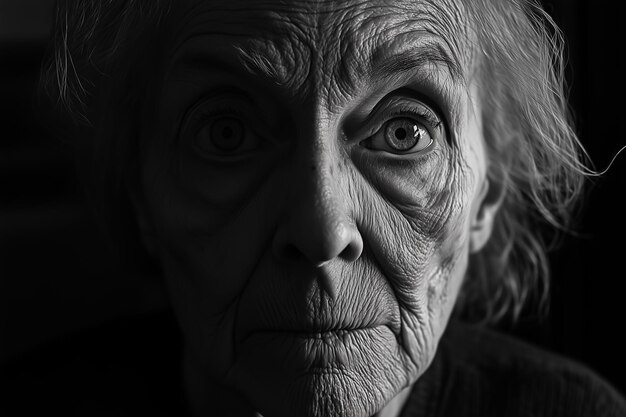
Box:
167 0 475 106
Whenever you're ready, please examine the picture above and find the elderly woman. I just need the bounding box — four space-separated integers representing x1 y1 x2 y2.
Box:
37 0 625 416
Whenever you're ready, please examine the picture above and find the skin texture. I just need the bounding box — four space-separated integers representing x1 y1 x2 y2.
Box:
134 0 500 416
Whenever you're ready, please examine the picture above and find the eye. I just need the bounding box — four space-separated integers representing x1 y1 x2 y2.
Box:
198 116 246 153
184 103 267 159
383 118 432 152
363 117 434 155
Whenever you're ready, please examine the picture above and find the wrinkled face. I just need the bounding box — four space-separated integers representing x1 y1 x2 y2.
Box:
137 0 492 416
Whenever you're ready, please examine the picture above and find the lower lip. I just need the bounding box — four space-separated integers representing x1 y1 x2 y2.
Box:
238 326 393 370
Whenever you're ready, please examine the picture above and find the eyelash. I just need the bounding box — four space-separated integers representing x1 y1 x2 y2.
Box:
190 105 251 128
185 99 445 147
376 102 443 137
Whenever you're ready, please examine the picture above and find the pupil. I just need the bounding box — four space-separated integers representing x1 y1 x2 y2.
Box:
395 128 407 140
222 126 234 139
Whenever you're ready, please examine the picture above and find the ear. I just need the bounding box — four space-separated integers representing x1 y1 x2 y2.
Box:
469 177 504 253
128 184 158 258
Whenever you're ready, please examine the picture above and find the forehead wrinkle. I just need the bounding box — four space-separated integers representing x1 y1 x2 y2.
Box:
311 3 389 111
169 5 318 96
170 0 476 115
391 0 474 77
422 0 473 72
312 1 474 111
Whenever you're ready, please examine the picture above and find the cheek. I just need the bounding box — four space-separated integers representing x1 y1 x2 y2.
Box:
139 112 292 307
139 144 287 377
353 147 476 367
354 148 473 292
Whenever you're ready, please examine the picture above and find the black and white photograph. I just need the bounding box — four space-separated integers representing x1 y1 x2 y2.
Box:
1 0 625 416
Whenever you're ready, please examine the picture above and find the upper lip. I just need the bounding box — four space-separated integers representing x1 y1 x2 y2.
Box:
251 324 376 334
242 326 382 345
238 314 391 344
235 266 401 343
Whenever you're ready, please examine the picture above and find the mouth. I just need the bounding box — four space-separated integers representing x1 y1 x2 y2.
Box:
241 321 384 341
247 326 375 341
237 325 395 372
295 328 361 339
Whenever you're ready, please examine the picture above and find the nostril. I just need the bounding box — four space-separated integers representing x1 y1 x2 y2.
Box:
340 244 360 263
274 240 332 265
273 227 363 265
271 200 363 265
280 243 306 262
338 228 363 263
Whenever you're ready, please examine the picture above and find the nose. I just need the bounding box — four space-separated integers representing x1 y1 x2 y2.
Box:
272 161 363 266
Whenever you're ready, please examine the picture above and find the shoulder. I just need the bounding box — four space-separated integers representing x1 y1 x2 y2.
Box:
424 320 626 417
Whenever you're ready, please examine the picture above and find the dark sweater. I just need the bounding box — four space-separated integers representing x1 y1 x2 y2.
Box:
2 311 625 416
402 322 626 416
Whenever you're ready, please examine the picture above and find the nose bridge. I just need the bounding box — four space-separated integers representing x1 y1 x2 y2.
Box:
296 147 344 231
290 106 348 221
291 118 349 233
273 114 362 265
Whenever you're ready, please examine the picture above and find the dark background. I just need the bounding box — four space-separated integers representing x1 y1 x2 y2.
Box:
1 0 625 398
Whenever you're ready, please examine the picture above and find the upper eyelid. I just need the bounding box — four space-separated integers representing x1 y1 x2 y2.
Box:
188 89 256 113
184 94 262 131
381 90 447 126
191 104 251 124
355 98 444 141
181 87 449 143
381 105 441 129
380 89 450 138
181 96 283 149
182 88 290 135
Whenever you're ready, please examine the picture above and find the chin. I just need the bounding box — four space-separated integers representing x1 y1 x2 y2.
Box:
229 326 415 417
239 371 391 417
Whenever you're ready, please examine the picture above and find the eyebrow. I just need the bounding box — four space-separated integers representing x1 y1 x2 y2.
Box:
170 38 467 132
170 40 466 148
368 43 465 86
173 38 465 87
